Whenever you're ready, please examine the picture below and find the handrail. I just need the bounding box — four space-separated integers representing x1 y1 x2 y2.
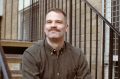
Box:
0 46 12 79
82 0 120 37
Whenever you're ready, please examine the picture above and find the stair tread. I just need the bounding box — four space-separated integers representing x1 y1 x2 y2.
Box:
5 54 22 59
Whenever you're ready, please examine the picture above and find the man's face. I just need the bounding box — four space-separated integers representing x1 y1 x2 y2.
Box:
44 11 68 39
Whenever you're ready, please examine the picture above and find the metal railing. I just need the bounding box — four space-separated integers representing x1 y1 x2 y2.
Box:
0 0 120 79
0 46 12 79
82 0 120 79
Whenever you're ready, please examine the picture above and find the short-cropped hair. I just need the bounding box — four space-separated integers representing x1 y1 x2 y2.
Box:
46 8 67 17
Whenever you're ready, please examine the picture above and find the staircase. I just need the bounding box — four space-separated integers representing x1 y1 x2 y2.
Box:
1 40 32 79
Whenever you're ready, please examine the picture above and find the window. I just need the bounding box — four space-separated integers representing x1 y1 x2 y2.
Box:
0 0 3 16
111 0 120 55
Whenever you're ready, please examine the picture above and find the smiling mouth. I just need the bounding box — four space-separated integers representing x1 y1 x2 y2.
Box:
49 29 60 32
50 31 59 33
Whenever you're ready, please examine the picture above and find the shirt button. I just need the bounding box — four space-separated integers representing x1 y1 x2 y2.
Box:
57 72 60 76
50 52 53 55
60 51 62 54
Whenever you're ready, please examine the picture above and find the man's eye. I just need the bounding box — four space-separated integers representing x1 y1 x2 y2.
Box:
46 21 52 23
56 21 63 23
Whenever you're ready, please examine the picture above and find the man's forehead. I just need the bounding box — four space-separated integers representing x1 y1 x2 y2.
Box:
46 11 65 18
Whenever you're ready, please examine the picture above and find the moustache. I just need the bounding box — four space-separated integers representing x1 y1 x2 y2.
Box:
48 28 60 32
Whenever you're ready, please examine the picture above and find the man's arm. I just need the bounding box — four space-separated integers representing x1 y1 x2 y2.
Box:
22 51 40 79
76 52 91 79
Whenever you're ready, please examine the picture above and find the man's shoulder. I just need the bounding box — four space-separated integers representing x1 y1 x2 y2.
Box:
25 40 44 54
65 42 82 55
65 42 85 65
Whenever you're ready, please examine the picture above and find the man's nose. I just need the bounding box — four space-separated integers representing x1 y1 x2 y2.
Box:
51 22 56 27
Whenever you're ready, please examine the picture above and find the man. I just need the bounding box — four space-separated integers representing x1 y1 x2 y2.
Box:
22 8 91 79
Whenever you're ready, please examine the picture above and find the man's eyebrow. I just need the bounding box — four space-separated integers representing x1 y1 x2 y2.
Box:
46 20 52 22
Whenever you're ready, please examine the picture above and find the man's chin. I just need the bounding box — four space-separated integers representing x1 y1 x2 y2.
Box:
49 37 59 39
47 36 62 39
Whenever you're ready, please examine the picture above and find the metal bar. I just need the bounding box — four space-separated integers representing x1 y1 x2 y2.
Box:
69 0 72 44
4 0 7 39
34 0 36 41
1 69 3 79
37 0 39 40
34 0 36 40
35 0 37 41
109 28 114 79
51 0 53 8
31 0 34 41
65 0 67 41
36 0 38 41
33 0 36 41
10 0 13 39
102 21 105 79
54 0 56 8
17 0 19 40
61 0 63 10
32 0 35 41
95 14 98 79
44 0 45 38
58 0 59 8
89 8 92 72
39 0 42 39
0 47 12 79
74 0 76 46
118 36 120 78
84 3 86 55
82 0 120 37
42 0 44 38
56 0 58 8
45 0 47 15
47 0 50 9
22 0 25 40
36 0 39 41
35 0 38 41
29 0 32 41
0 39 1 79
0 17 1 39
79 0 81 48
41 0 42 39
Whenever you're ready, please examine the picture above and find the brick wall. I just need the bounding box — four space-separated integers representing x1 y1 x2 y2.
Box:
1 0 18 40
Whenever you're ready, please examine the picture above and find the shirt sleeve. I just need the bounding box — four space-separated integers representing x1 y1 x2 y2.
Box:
22 51 40 79
76 52 92 79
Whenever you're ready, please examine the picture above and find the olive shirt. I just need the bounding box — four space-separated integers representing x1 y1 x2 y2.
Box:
22 40 91 79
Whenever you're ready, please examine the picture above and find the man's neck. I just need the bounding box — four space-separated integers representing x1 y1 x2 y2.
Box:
46 37 64 51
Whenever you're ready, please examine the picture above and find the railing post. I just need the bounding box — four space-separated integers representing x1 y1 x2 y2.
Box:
0 47 12 79
109 29 113 79
79 0 81 48
84 3 86 55
118 36 120 78
102 21 105 79
0 16 1 39
69 0 72 44
95 14 98 79
89 8 92 72
0 66 3 79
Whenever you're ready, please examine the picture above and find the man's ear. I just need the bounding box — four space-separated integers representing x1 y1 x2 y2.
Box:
65 24 68 32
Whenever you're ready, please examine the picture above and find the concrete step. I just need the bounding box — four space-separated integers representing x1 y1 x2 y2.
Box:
6 54 22 79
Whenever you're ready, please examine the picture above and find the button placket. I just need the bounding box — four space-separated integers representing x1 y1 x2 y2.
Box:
56 54 60 78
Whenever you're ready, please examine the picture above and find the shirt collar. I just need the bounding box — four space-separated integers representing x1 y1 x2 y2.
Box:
44 39 66 55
